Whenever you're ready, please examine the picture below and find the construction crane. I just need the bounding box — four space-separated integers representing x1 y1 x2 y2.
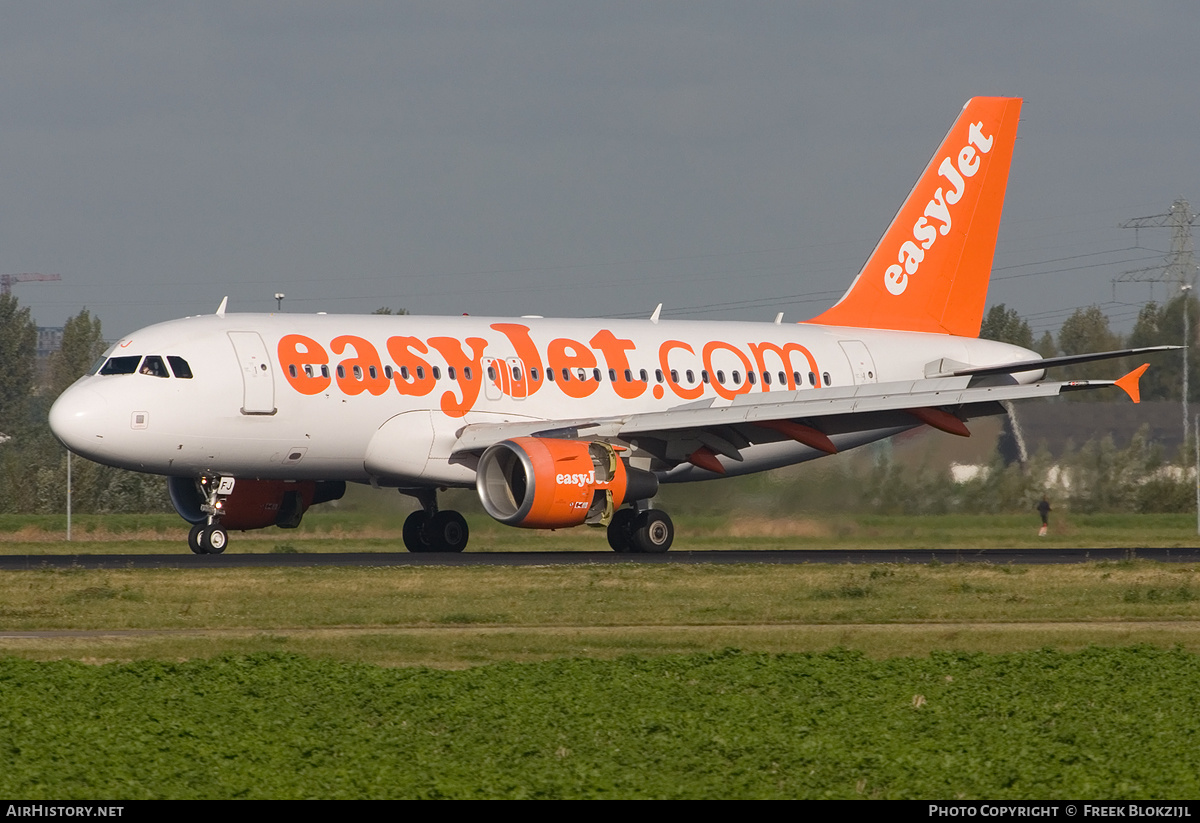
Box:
1 273 61 297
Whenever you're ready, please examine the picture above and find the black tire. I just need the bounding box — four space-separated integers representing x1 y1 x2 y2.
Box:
607 508 639 552
631 510 674 553
429 511 470 553
188 524 208 555
403 511 433 552
204 525 228 554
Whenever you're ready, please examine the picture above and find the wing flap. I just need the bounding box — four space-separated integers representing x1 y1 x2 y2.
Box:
449 374 1121 458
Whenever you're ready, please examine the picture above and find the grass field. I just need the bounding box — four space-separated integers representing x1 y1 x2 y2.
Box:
3 509 1200 553
4 648 1199 799
4 511 1200 798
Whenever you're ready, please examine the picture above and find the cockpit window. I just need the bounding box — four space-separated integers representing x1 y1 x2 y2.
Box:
139 356 169 378
87 355 107 376
99 355 141 375
167 356 193 379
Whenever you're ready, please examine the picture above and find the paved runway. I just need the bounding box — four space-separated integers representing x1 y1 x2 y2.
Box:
2 547 1199 569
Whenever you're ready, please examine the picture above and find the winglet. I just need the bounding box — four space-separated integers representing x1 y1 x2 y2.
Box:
1115 364 1150 404
216 296 228 318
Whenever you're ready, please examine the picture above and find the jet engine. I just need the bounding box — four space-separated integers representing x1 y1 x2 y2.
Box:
168 476 346 530
475 437 659 529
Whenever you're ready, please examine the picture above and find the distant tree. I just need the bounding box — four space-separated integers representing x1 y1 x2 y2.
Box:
979 304 1034 349
372 307 410 315
1058 306 1121 356
0 294 37 437
1127 295 1199 402
1034 331 1058 359
48 308 107 400
1056 306 1123 397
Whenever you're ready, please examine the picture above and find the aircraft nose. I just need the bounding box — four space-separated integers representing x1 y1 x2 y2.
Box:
48 385 108 455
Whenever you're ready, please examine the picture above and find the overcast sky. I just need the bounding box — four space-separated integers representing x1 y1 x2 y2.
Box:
3 2 1198 341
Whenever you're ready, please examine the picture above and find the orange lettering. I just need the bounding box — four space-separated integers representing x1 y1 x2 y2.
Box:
749 342 819 390
385 336 436 397
547 338 598 399
591 329 645 399
491 323 544 398
331 335 391 396
278 334 331 395
428 336 489 417
659 340 702 400
703 341 754 400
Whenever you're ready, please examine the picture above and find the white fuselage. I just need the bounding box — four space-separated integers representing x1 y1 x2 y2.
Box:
49 312 1039 487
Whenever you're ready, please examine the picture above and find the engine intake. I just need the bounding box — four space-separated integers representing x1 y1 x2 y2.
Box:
476 437 658 529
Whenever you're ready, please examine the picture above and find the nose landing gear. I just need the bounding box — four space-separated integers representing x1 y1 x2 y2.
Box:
188 522 229 555
187 475 233 555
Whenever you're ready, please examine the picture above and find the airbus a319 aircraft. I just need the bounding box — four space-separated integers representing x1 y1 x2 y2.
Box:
49 97 1172 554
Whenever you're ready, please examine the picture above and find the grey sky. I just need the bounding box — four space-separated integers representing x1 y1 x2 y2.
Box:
3 2 1197 341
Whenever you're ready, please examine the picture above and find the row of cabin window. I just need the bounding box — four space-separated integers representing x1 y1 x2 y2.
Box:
96 355 194 379
290 362 831 388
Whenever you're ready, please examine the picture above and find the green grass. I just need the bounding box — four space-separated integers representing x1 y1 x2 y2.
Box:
2 648 1199 799
2 510 1199 554
5 562 1200 665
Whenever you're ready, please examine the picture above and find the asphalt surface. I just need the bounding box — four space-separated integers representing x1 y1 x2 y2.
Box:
2 547 1199 569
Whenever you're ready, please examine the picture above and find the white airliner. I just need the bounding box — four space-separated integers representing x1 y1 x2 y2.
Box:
48 97 1170 554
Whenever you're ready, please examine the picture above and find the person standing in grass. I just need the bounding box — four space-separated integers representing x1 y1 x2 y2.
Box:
1037 495 1051 537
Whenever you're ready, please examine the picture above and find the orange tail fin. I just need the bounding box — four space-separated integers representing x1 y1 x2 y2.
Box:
806 97 1023 337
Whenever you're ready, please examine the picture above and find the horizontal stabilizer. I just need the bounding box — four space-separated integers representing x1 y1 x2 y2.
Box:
1114 364 1150 404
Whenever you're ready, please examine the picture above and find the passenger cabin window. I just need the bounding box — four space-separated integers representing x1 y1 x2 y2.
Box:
99 355 141 375
822 372 831 386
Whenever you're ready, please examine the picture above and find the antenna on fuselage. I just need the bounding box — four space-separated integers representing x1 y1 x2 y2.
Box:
650 303 662 324
215 296 228 318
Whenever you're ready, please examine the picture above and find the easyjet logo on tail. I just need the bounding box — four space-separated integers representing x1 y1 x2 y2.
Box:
804 96 1021 337
884 121 994 296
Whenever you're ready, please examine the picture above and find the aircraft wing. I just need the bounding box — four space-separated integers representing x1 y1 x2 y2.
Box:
450 366 1148 469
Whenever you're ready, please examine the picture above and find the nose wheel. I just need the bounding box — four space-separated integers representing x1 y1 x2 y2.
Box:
188 523 229 555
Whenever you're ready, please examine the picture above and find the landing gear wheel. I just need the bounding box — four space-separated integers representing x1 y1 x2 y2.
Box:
429 511 469 553
403 511 433 553
204 525 228 554
631 510 674 553
188 524 208 555
607 508 639 552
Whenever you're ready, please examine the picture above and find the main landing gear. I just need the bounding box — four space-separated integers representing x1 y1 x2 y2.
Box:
402 489 470 553
606 507 674 553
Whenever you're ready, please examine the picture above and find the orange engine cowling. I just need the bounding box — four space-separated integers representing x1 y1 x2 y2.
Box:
476 438 659 529
168 477 346 531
